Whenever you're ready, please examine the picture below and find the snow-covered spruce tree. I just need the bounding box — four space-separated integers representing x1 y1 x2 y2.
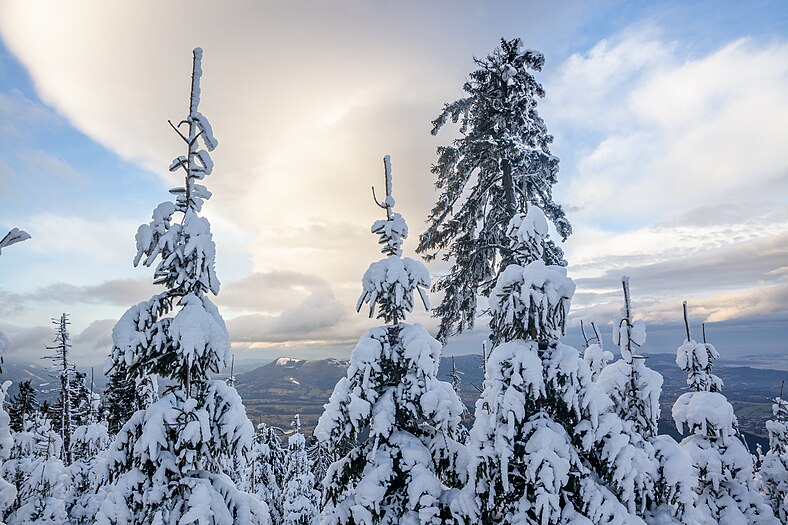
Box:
281 416 319 525
459 204 646 525
417 37 571 341
102 364 137 435
43 313 74 466
4 416 68 525
758 387 788 523
672 304 778 525
248 422 285 524
597 279 698 524
316 156 467 525
7 381 39 434
306 438 334 495
95 48 268 525
67 387 111 524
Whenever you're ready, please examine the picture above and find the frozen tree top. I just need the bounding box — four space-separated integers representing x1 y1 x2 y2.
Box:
673 391 736 437
357 156 430 324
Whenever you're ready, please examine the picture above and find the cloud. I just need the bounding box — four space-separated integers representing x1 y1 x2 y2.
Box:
217 270 332 313
547 35 788 223
226 290 348 345
72 318 115 358
1 4 786 355
0 322 52 358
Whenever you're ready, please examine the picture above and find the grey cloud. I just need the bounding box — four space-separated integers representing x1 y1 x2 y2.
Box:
664 201 788 229
218 270 332 312
574 231 788 298
12 279 158 307
0 323 52 358
72 319 115 352
226 290 347 345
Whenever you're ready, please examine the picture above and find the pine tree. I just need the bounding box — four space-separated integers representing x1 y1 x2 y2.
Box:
417 37 571 341
316 156 467 525
672 305 778 525
95 48 268 525
7 381 39 434
758 385 788 523
281 416 319 525
43 313 74 466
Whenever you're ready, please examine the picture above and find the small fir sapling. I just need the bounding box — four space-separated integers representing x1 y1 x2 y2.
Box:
759 382 788 523
95 48 268 525
281 416 320 525
417 37 571 342
595 278 701 524
248 423 285 524
316 156 467 525
672 304 778 525
67 380 111 525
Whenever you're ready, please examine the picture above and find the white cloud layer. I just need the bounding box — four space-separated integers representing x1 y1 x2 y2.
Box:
0 4 786 360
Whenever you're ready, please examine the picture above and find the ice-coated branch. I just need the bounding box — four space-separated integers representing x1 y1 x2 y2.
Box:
189 47 203 116
0 227 31 255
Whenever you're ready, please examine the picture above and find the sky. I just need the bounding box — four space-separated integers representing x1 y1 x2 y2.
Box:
0 0 786 367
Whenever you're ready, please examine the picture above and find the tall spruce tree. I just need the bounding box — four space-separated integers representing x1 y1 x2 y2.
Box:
316 156 467 524
417 37 571 341
95 48 268 525
672 304 777 525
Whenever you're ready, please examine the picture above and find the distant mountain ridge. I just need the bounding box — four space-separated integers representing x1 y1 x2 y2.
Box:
234 353 785 445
